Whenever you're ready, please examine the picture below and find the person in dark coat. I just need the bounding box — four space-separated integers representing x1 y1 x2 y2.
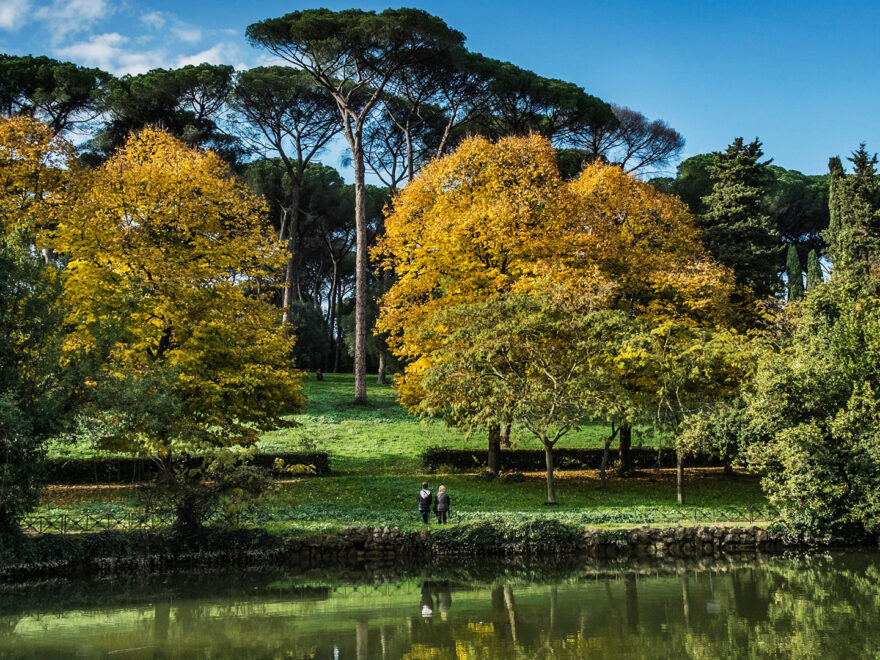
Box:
418 482 432 523
434 484 450 524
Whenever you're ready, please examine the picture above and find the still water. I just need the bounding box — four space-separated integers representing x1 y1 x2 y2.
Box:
1 550 879 659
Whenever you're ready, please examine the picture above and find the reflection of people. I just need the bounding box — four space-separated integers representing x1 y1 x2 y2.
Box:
436 582 452 621
420 581 434 618
434 485 450 524
418 482 433 524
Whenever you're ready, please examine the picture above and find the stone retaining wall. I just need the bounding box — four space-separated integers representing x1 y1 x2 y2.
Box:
283 524 797 566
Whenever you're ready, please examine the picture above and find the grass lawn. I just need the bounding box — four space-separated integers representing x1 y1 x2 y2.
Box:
38 373 769 531
258 373 631 473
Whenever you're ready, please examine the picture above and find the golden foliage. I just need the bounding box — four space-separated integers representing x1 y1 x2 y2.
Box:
376 134 736 416
55 127 304 454
0 116 77 242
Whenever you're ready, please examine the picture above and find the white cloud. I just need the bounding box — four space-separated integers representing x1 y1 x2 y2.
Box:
34 0 112 42
55 32 166 75
171 25 202 45
175 41 240 68
139 11 164 30
0 0 31 30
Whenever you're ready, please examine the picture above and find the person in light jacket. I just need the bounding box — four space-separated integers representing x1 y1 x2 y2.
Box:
434 484 450 524
418 482 432 523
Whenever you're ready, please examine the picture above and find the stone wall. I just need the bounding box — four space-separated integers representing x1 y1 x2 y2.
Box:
284 524 797 566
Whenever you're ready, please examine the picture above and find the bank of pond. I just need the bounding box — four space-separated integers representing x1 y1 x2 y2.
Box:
1 548 879 658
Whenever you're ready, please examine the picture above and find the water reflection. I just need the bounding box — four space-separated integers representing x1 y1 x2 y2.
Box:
0 550 878 658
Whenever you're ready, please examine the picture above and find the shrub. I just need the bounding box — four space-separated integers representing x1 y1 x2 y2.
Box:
422 447 723 472
43 452 331 485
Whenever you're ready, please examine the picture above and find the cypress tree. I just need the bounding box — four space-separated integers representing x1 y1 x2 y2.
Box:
699 138 781 299
806 249 823 290
824 145 880 280
785 244 804 300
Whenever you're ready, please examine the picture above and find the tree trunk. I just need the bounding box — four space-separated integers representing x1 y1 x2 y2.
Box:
280 191 301 325
377 351 386 384
352 137 368 403
500 423 512 449
334 280 344 373
677 452 685 505
544 443 557 504
600 437 612 489
619 423 633 475
326 260 339 372
488 424 501 475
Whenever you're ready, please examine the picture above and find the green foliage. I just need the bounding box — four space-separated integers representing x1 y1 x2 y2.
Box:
85 64 239 163
0 54 113 134
747 279 880 535
806 249 824 290
825 145 880 281
288 301 331 371
0 231 72 535
786 244 804 301
699 137 781 299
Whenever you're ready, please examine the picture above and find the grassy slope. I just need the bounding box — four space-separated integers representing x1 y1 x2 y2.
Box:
39 373 767 531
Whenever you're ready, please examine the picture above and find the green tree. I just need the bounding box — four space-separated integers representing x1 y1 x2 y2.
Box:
699 138 781 299
786 244 804 301
0 232 71 535
87 64 239 163
806 249 823 290
825 145 880 281
419 283 618 504
230 66 340 323
0 54 113 134
248 8 466 403
56 129 305 531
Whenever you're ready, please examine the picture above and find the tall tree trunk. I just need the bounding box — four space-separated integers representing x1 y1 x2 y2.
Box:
326 260 339 372
377 351 386 384
333 278 342 373
488 424 501 475
600 423 620 489
677 452 685 505
600 437 612 489
280 191 301 324
619 423 633 475
500 423 512 449
352 136 368 403
544 443 557 504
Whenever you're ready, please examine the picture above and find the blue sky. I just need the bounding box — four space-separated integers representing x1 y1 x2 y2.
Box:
1 0 878 176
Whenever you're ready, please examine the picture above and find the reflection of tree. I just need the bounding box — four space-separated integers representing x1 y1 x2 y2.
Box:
6 556 880 658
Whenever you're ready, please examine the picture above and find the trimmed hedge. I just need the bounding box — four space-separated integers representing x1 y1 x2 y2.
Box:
44 452 331 485
422 447 725 472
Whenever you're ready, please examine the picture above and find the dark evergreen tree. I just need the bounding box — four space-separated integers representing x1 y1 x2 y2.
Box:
806 249 823 290
699 138 781 299
825 145 880 280
786 244 804 301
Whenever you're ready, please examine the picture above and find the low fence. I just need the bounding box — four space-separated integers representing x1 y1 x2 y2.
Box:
21 506 779 535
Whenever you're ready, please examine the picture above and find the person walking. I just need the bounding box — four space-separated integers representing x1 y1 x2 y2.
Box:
418 482 432 524
434 485 450 524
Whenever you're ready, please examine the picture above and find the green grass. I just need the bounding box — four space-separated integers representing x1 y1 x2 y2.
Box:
39 373 768 532
259 373 622 473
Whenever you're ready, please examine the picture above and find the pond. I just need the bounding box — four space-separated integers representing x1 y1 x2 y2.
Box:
1 550 878 658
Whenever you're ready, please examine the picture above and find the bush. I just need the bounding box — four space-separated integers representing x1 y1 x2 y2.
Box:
43 452 331 485
422 447 723 473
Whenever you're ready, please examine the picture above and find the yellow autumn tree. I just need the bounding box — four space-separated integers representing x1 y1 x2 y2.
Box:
377 135 740 499
54 128 305 529
0 116 77 245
